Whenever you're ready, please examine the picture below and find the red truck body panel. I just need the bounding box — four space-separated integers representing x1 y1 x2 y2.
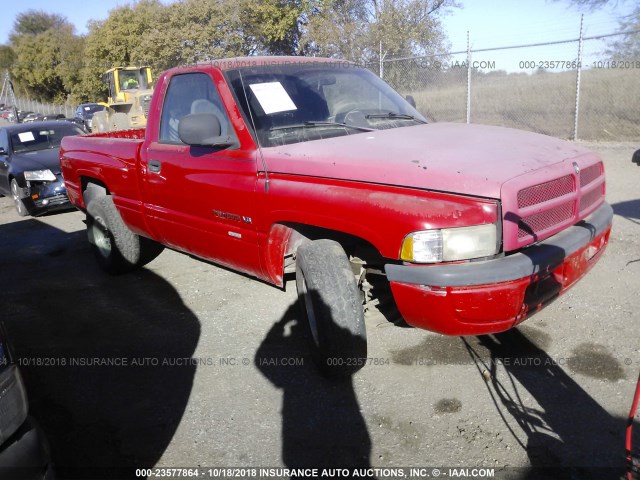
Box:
59 60 612 336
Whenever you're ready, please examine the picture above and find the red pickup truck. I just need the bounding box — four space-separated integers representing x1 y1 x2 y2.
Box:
60 57 612 376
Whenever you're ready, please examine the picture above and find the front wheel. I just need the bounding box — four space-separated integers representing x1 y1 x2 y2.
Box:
87 196 163 274
296 239 367 377
11 179 29 217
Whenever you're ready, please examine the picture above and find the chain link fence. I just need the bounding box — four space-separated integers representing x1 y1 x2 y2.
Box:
9 97 76 119
3 27 638 141
373 29 640 142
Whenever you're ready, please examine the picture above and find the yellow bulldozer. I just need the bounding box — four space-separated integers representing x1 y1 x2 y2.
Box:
91 67 154 132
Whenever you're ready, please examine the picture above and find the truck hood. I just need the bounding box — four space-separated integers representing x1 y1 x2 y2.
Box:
264 123 595 199
11 148 62 175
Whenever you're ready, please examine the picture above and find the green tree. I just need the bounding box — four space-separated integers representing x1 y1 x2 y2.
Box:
9 10 68 40
9 11 83 102
304 0 456 63
241 0 313 55
80 0 256 101
0 46 16 70
79 0 165 101
136 0 256 68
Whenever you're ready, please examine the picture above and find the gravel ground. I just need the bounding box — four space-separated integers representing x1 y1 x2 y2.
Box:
0 141 638 480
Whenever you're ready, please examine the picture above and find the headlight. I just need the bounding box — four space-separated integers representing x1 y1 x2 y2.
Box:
24 169 56 182
401 224 498 263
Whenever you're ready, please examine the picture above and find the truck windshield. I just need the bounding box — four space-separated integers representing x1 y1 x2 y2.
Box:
225 62 426 147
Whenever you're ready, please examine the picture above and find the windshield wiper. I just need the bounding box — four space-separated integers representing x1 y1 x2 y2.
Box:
366 112 427 123
270 121 374 132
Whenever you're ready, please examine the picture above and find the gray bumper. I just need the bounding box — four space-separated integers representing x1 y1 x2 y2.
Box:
385 202 613 288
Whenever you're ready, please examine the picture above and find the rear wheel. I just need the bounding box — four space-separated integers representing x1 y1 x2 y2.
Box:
87 195 163 274
296 239 367 377
11 179 29 217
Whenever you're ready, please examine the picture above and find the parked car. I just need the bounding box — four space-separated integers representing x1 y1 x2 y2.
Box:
633 149 640 166
0 121 84 216
41 114 65 121
16 111 34 122
72 103 107 132
60 57 612 376
0 323 54 479
23 113 45 124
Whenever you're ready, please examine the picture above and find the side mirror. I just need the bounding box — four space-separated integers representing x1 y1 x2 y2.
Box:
405 95 417 109
0 147 7 156
633 149 640 166
178 113 232 148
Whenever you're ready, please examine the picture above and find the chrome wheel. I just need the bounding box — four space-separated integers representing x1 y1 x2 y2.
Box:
11 179 28 216
91 216 112 258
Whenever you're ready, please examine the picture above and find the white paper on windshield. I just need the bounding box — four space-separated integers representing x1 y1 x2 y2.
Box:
249 82 297 115
18 132 35 142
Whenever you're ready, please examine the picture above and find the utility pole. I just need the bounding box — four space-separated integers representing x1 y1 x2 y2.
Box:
572 14 584 141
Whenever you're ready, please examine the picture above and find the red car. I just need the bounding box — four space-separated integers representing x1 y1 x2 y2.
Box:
60 57 612 376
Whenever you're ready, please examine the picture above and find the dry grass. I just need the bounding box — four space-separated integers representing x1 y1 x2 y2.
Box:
408 69 640 141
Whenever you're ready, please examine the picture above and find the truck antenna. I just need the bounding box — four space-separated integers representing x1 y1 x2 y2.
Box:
238 70 270 193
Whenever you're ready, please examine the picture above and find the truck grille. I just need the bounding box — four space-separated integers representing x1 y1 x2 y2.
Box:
579 185 604 213
518 201 574 238
503 160 605 251
580 163 601 187
518 175 574 208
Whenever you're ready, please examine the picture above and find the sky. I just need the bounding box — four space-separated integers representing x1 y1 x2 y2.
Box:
0 0 635 70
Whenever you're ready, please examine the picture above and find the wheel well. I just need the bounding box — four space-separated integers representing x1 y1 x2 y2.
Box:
268 222 387 286
287 223 385 265
81 178 110 207
9 174 25 188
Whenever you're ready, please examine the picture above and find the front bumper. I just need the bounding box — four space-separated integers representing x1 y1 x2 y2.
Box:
0 417 53 480
385 202 613 335
20 176 71 216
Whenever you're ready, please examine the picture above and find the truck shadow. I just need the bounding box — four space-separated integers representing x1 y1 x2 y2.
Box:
0 218 200 479
255 300 374 476
611 199 640 225
464 329 632 479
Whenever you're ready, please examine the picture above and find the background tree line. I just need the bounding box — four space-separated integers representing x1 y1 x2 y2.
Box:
0 0 457 104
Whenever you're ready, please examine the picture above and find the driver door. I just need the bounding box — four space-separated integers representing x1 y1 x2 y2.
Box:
141 72 262 277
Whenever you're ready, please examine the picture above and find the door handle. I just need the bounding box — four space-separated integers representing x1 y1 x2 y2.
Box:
148 160 161 173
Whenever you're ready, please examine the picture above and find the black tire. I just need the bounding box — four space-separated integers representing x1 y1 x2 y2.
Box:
296 239 367 377
11 179 29 217
633 149 640 166
86 196 163 274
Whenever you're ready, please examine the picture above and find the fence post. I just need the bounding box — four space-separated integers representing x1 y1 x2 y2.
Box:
466 31 471 124
572 14 584 141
